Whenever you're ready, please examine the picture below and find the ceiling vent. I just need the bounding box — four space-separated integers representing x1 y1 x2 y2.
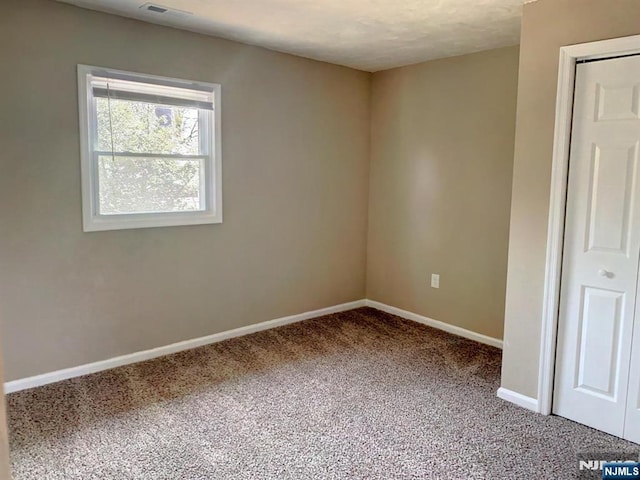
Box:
139 3 192 17
144 4 167 13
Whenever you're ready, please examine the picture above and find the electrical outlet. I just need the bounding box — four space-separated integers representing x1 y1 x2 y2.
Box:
431 274 440 288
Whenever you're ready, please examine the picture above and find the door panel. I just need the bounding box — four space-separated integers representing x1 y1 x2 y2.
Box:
575 287 624 399
554 55 640 439
585 143 638 254
595 82 640 121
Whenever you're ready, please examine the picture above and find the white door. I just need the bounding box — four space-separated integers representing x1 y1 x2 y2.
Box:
554 55 640 440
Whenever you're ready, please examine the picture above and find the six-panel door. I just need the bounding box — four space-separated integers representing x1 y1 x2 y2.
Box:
554 55 640 442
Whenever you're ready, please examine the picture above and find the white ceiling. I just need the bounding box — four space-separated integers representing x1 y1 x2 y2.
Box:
58 0 524 72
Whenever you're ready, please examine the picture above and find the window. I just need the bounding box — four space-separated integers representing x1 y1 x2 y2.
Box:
77 65 222 231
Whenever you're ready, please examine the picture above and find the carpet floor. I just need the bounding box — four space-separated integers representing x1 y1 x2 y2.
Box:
6 307 638 479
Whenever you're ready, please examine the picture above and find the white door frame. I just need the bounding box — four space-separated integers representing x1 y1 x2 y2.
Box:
539 33 640 415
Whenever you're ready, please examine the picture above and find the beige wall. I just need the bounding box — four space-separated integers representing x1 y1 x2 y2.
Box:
0 0 522 385
0 0 371 381
367 46 519 340
502 0 640 398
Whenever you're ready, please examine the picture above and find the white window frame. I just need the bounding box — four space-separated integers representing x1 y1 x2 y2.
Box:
77 64 222 232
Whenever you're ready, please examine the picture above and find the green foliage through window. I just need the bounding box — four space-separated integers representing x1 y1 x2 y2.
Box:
96 98 204 214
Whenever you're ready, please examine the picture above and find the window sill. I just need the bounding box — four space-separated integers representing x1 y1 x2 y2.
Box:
83 211 222 232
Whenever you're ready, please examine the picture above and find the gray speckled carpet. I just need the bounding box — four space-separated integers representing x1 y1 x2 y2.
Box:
6 307 638 479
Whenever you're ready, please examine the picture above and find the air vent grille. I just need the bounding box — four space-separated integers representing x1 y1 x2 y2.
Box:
146 5 168 13
139 3 192 17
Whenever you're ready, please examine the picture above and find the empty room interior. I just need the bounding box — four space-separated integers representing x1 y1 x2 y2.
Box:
3 0 640 478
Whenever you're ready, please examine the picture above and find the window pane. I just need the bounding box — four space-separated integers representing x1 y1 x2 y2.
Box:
98 155 204 214
96 98 202 155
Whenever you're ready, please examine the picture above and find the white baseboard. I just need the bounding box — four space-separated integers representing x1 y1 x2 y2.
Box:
4 300 366 394
5 299 506 394
365 300 503 349
497 387 539 413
